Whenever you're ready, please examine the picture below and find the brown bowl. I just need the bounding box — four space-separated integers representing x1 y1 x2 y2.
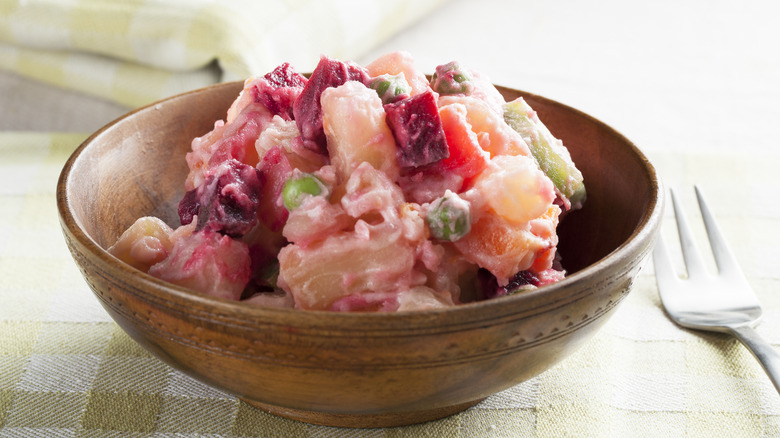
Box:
57 81 662 428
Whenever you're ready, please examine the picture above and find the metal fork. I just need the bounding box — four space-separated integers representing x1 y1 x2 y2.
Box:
653 186 780 393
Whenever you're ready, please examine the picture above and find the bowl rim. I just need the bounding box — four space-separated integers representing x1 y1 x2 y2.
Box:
57 80 664 330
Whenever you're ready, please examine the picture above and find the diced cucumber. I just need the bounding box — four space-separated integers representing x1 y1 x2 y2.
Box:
503 98 586 209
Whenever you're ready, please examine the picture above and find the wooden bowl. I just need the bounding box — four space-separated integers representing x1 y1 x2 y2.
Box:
57 81 663 428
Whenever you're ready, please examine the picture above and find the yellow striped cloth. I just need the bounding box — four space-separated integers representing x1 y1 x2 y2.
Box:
0 0 447 107
1 133 779 436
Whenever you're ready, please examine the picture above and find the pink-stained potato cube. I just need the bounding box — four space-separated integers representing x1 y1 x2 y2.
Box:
321 81 400 181
473 155 555 225
278 164 426 310
149 229 251 301
438 95 531 158
108 216 173 272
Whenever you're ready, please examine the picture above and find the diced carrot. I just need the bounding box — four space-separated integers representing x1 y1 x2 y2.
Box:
438 103 489 184
452 206 558 286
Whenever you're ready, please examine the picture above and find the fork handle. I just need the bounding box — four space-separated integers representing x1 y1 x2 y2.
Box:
729 325 780 394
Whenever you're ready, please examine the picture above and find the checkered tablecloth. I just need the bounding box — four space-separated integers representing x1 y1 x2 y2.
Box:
2 132 779 437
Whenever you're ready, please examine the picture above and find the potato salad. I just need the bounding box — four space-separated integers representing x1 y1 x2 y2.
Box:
109 52 585 312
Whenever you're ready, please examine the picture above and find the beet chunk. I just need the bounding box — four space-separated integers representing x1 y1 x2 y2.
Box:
264 62 307 88
477 269 541 300
178 188 200 227
178 159 262 238
502 270 541 293
293 56 370 153
253 63 307 120
383 91 449 168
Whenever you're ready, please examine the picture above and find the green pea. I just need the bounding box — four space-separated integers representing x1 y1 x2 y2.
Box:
369 74 411 104
427 194 471 241
282 173 324 211
430 61 474 95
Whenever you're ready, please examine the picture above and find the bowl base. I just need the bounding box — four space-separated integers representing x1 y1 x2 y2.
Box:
240 397 484 428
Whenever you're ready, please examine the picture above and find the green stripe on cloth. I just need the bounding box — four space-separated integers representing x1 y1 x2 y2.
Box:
82 391 164 432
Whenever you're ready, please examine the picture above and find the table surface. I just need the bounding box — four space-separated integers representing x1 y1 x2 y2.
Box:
2 0 780 436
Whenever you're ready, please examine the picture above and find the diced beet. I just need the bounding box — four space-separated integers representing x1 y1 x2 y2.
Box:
264 62 308 88
383 91 449 168
477 269 541 300
252 63 307 120
293 56 370 153
178 188 199 226
178 159 262 238
503 270 540 291
256 146 293 231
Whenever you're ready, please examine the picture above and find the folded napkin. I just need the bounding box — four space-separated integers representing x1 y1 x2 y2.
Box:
0 0 447 108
